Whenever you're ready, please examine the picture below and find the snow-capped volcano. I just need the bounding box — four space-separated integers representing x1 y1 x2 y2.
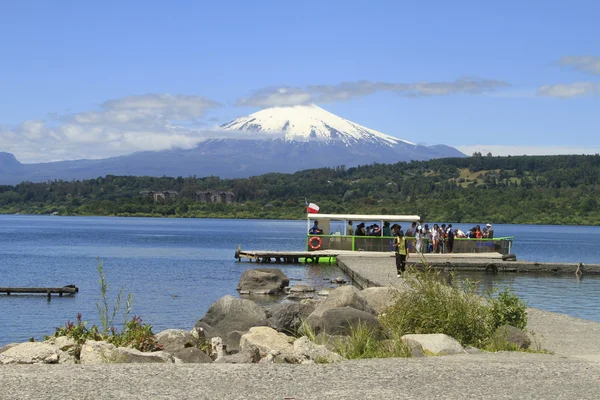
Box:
221 104 414 147
0 105 465 184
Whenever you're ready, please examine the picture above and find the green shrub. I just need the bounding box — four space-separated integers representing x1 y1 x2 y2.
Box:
108 316 162 352
487 288 528 330
380 267 495 348
333 323 412 359
50 313 102 345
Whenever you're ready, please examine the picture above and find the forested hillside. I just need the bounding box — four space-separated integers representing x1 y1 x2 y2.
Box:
1 154 599 225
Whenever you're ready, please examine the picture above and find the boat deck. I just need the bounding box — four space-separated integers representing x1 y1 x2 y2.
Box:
235 248 505 263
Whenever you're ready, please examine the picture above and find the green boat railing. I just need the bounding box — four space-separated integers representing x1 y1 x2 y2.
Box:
306 235 515 255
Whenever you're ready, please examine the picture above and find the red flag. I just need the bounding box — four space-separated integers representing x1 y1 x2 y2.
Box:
306 202 320 214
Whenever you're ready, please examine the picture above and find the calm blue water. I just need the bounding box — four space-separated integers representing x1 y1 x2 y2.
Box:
1 215 599 345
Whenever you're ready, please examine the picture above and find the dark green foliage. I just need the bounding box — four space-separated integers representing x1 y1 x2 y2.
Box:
1 154 599 224
488 288 528 330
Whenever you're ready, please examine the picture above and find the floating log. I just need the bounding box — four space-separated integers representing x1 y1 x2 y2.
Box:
0 285 79 299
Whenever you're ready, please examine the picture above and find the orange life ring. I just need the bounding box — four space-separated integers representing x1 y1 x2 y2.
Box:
309 236 323 250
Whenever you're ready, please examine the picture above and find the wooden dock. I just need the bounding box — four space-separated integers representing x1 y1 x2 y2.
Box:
0 285 79 299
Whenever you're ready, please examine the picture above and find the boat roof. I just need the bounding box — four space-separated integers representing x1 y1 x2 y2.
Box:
307 213 420 222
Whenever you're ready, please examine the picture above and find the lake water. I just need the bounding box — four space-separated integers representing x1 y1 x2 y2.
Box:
1 215 599 345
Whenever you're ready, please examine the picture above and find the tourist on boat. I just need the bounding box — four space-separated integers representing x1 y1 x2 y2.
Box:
372 224 381 236
446 224 455 253
485 223 494 239
393 229 409 277
382 221 391 237
405 222 417 237
415 227 423 254
424 224 432 253
440 224 447 253
432 224 440 253
475 225 483 239
347 220 353 236
355 223 366 236
309 221 323 235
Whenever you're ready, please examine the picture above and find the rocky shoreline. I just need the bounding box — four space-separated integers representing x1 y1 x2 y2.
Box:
2 259 600 399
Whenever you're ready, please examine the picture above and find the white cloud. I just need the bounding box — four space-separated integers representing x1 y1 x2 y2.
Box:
559 56 600 75
0 94 228 163
456 145 600 157
236 78 510 107
537 82 600 98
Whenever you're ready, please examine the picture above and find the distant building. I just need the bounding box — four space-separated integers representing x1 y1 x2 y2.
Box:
195 190 235 204
139 190 179 202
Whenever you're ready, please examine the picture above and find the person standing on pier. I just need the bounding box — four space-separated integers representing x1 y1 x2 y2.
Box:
393 230 409 277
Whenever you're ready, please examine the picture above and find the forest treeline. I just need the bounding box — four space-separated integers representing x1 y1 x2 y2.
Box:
1 154 599 225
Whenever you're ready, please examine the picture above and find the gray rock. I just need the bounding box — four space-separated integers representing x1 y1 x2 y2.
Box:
116 348 175 363
361 287 403 314
306 286 374 330
0 343 21 354
293 336 344 363
237 268 290 294
224 331 246 354
317 289 330 297
397 338 425 357
156 329 196 353
289 285 316 293
492 325 531 349
214 348 261 364
79 340 119 364
239 327 295 362
401 334 466 356
286 294 314 301
194 295 268 353
268 302 317 335
45 336 78 364
465 346 483 354
171 347 212 363
45 336 77 351
0 342 60 365
310 286 374 319
320 307 383 337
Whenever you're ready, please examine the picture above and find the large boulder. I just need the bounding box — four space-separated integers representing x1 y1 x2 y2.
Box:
44 336 78 364
320 307 383 337
214 348 261 364
237 268 290 294
0 343 19 354
0 342 60 365
79 340 119 364
306 286 374 330
491 325 531 349
268 302 317 335
195 295 268 353
171 347 212 363
361 287 403 314
401 334 466 356
156 329 197 353
116 348 175 363
293 337 344 363
239 327 295 362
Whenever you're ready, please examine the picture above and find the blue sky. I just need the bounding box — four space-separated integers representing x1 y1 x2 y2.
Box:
1 0 599 163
